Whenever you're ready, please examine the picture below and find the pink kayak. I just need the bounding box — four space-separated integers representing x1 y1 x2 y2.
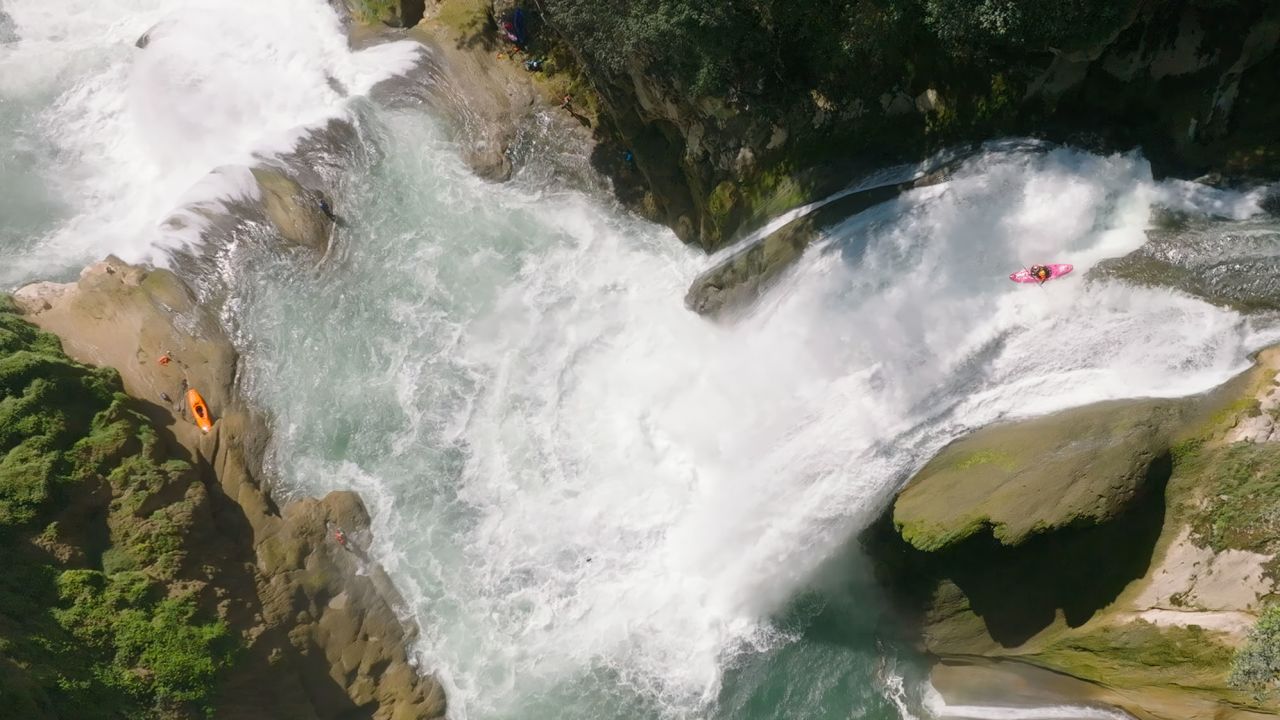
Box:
1009 263 1073 284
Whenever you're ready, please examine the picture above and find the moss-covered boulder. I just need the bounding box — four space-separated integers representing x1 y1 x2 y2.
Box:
871 351 1280 719
893 399 1189 552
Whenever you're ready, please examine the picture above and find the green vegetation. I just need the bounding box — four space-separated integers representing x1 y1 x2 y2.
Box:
1232 603 1280 699
0 299 121 526
347 0 400 25
1033 621 1235 692
543 0 923 98
0 299 236 718
922 0 1138 53
541 0 1136 99
896 516 991 553
1174 441 1280 554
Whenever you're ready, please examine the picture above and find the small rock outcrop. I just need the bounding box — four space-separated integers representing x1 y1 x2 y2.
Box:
685 167 952 318
404 0 574 183
11 257 445 720
251 167 337 252
1094 215 1280 313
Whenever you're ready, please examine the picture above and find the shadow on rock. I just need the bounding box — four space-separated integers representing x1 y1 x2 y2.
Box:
863 451 1172 651
944 452 1170 646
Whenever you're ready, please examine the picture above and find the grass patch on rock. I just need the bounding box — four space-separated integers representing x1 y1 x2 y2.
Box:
435 0 488 35
1032 621 1234 692
1176 442 1280 555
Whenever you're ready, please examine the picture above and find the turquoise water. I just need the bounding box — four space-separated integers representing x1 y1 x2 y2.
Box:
3 3 1277 719
0 91 65 263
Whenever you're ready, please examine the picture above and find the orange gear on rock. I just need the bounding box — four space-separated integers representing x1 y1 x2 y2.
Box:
186 388 213 433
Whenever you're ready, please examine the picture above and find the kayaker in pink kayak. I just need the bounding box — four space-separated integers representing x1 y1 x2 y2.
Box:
1010 263 1073 284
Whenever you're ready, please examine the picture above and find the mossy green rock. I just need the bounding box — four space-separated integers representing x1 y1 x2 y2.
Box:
0 297 234 719
894 399 1189 552
872 353 1280 718
11 259 447 719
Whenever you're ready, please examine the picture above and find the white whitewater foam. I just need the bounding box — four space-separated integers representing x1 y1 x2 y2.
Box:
0 0 419 283
434 149 1271 717
1152 177 1271 219
237 139 1277 720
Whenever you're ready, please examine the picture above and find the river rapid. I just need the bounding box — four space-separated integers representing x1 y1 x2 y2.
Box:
2 2 1277 719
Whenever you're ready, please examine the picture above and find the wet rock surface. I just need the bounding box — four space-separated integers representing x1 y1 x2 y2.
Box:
1094 215 1280 313
892 399 1188 553
252 167 337 252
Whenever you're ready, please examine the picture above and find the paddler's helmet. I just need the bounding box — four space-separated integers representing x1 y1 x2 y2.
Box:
1035 266 1049 279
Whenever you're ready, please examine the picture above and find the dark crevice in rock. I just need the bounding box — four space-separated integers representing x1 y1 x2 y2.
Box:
401 0 426 28
944 452 1170 646
864 451 1172 650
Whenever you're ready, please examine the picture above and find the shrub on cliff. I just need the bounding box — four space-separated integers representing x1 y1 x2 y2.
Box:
543 0 752 95
57 570 236 709
1232 604 1280 699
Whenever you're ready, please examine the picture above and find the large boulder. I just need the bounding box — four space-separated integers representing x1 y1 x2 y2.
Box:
868 353 1280 720
894 399 1188 553
13 257 234 448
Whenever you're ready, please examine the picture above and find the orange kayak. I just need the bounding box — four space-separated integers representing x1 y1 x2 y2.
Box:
186 388 213 433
